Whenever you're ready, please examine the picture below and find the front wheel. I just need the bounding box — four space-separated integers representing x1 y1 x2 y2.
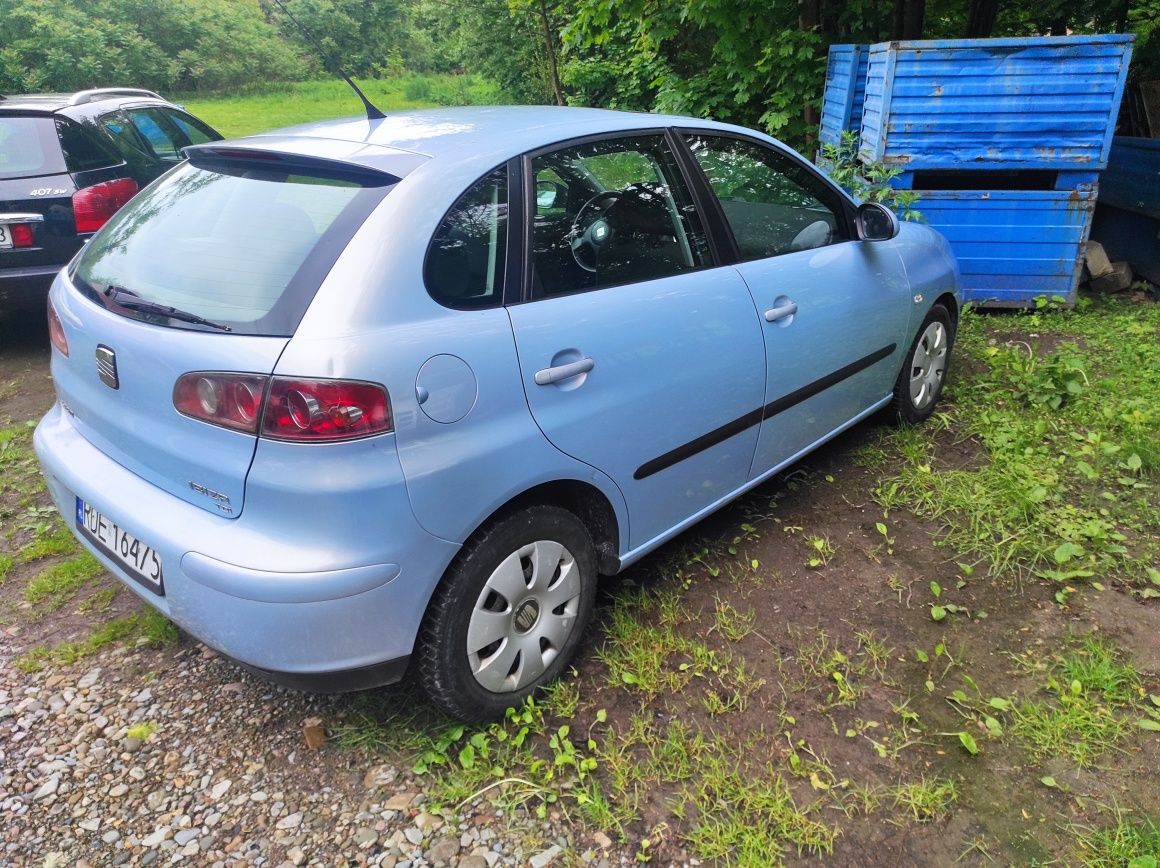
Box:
891 304 954 424
414 506 597 722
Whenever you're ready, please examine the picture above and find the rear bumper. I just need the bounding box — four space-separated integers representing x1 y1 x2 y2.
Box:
0 264 60 306
34 402 460 685
233 654 412 692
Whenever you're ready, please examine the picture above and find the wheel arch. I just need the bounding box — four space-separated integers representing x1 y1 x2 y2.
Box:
475 479 623 575
932 291 959 331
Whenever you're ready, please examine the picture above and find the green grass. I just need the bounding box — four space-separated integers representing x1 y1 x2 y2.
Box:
18 525 78 563
874 296 1160 585
682 747 838 865
184 74 504 138
14 609 178 673
23 554 104 609
1072 810 1160 867
595 583 763 714
1011 634 1143 766
888 777 958 823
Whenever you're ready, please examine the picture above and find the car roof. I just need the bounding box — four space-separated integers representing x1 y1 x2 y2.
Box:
231 105 770 170
0 88 173 116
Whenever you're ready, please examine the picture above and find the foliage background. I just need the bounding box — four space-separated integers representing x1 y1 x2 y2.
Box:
0 0 1155 149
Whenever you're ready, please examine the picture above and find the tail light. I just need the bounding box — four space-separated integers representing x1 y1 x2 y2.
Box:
47 297 69 357
174 372 267 433
73 178 138 234
173 373 392 441
263 377 392 441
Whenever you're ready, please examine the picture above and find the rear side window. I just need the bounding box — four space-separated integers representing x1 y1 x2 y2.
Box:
425 167 507 309
0 116 67 179
72 161 391 336
56 118 121 172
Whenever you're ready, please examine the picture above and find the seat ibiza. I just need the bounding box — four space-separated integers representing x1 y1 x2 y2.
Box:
35 106 959 721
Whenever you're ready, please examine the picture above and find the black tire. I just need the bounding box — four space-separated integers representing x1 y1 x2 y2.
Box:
891 304 954 424
414 505 597 722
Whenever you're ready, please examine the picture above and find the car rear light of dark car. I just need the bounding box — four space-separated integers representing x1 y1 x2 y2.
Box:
173 373 392 441
73 178 139 234
47 298 69 357
9 224 35 247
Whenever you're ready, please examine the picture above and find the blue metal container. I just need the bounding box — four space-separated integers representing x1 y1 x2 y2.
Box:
819 44 869 148
1091 137 1160 284
860 35 1134 170
912 187 1095 306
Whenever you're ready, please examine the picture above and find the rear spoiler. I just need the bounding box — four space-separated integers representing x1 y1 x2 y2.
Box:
183 143 404 186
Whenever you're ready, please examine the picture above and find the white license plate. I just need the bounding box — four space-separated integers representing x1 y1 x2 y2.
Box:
0 224 12 249
75 498 164 592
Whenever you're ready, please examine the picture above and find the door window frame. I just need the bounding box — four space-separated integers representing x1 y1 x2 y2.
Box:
671 128 859 263
515 128 725 304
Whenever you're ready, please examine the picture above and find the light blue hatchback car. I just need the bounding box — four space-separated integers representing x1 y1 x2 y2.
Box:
35 106 960 720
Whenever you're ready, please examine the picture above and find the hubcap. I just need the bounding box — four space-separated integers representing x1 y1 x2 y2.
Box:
467 540 582 693
909 321 948 410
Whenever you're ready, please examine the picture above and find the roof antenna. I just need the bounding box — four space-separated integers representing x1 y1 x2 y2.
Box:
267 0 386 121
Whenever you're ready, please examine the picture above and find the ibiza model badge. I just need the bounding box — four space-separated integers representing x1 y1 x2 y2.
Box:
189 481 234 514
95 345 119 390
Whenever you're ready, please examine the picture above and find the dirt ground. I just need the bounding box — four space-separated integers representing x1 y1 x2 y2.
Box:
2 302 1158 867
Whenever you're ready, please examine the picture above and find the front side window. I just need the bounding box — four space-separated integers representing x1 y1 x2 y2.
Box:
529 135 709 297
425 167 508 309
685 134 847 261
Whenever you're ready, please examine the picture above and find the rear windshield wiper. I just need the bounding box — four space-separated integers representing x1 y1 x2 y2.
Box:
104 285 232 332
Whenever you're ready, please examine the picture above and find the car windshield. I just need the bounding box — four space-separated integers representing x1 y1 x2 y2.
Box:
72 161 391 336
0 116 68 179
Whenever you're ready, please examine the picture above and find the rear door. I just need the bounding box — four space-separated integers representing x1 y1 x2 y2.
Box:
681 133 912 478
507 132 766 551
55 156 390 517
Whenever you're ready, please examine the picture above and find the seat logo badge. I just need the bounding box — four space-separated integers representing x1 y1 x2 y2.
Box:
95 345 119 390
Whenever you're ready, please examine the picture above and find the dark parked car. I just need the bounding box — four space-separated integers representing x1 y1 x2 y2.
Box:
0 87 221 307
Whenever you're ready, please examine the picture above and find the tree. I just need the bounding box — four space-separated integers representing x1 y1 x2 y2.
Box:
0 0 307 94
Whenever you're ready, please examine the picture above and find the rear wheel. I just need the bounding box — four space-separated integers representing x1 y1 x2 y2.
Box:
892 304 954 424
414 506 597 722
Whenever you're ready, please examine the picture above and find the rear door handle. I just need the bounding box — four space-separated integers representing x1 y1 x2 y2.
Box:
534 357 595 385
764 301 799 323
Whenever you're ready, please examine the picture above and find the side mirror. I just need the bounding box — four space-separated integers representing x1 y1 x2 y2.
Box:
856 202 900 241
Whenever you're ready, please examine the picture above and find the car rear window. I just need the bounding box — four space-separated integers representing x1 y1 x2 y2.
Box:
71 161 391 336
0 116 67 179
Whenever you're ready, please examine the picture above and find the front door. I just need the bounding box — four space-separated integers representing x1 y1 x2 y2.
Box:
507 133 767 551
683 133 913 478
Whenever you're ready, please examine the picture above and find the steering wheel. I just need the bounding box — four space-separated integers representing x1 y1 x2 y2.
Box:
570 191 624 273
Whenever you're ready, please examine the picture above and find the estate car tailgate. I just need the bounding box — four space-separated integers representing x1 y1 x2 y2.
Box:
0 174 77 274
51 275 287 518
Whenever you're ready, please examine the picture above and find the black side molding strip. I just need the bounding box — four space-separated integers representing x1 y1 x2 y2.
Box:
633 343 896 481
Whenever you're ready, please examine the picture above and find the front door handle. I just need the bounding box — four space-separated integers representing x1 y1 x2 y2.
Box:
764 301 799 323
534 357 595 385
